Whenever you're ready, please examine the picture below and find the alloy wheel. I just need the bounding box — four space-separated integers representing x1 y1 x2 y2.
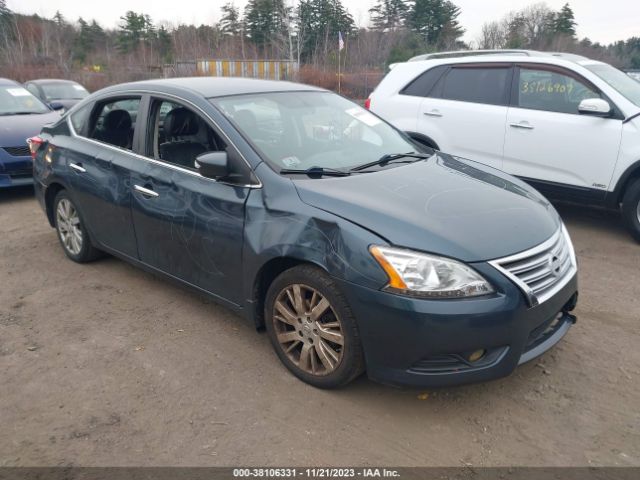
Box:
56 198 83 255
272 284 344 376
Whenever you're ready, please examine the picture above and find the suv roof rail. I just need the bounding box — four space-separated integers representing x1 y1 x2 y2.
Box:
407 49 591 63
408 50 535 61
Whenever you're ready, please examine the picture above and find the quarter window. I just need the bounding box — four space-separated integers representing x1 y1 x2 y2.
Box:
517 67 600 114
70 104 92 136
401 66 447 97
440 67 510 106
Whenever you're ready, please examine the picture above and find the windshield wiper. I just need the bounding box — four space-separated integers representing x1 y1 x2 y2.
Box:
1 111 39 116
349 152 431 172
279 166 351 177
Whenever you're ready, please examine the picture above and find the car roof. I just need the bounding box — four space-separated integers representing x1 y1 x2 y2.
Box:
98 77 325 98
27 78 82 85
0 78 19 86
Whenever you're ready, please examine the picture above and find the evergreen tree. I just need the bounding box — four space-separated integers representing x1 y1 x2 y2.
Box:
297 0 355 61
0 0 13 36
53 10 66 27
244 0 287 47
220 2 242 36
408 0 463 48
157 25 173 62
369 0 408 32
553 3 576 37
117 11 155 53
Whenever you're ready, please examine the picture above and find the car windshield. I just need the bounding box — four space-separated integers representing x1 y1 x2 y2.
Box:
585 63 640 108
41 82 89 100
211 91 422 173
0 85 50 115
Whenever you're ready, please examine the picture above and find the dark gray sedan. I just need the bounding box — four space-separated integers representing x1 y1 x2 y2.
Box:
29 77 578 388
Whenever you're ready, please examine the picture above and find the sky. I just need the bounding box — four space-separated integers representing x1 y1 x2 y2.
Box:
7 0 640 46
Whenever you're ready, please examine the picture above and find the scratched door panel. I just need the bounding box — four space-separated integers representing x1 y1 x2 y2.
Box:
130 160 249 305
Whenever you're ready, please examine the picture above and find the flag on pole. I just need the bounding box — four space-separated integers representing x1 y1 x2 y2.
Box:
338 31 344 51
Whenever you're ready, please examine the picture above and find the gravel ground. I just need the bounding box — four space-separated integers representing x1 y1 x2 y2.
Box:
1 186 639 467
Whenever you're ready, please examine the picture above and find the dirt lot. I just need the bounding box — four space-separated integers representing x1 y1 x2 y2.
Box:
1 186 639 467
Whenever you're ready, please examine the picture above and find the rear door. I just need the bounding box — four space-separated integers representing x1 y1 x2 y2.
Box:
503 64 623 198
417 63 512 169
66 96 142 258
129 96 254 305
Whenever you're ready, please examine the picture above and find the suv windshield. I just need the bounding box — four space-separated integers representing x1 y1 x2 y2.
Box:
41 82 89 100
211 91 421 173
0 85 50 115
585 63 640 108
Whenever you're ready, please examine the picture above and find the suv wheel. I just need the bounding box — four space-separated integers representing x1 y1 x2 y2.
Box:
53 191 102 262
622 179 640 243
265 265 365 388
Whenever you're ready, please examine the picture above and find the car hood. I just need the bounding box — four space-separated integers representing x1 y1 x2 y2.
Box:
0 111 60 148
293 153 560 262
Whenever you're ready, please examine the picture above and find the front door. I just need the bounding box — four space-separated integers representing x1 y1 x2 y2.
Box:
503 65 623 197
129 98 250 305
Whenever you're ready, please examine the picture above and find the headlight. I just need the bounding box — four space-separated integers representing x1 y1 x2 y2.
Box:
369 245 494 298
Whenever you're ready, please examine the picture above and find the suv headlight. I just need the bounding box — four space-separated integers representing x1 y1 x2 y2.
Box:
369 245 494 298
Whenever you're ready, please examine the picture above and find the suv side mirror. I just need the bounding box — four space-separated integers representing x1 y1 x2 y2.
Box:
196 151 229 180
578 98 611 117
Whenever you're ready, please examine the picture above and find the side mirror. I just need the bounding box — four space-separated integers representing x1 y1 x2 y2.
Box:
578 98 611 117
49 102 65 111
195 151 229 180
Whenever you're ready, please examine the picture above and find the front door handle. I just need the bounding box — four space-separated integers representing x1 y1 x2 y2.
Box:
509 122 535 130
69 163 86 173
134 184 159 198
423 110 443 117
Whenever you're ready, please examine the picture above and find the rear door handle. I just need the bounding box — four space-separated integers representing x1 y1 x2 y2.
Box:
134 185 159 198
69 163 86 173
423 110 443 117
509 122 534 130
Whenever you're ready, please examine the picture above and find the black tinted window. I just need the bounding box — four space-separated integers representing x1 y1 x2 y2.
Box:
441 67 510 105
401 66 447 97
518 68 600 114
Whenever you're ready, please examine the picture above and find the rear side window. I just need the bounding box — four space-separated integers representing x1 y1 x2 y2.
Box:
88 98 141 150
517 67 601 114
401 66 447 97
440 67 510 106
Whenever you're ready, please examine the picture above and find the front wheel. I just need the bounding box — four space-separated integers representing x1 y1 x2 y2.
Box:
621 178 640 243
53 191 103 262
265 265 365 388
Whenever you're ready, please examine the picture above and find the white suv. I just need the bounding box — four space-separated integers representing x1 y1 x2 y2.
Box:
368 51 640 241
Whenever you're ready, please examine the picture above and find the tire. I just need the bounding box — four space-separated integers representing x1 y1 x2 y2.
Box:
621 178 640 243
53 190 103 263
264 265 365 389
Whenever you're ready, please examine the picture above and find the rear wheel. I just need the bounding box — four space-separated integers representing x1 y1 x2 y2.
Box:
621 178 640 243
53 191 102 262
265 265 365 388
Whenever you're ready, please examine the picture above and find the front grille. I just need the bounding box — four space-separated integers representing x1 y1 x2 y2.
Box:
3 146 31 157
489 226 576 307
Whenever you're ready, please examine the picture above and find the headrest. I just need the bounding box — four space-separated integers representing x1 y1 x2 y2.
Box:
164 107 199 136
103 109 132 131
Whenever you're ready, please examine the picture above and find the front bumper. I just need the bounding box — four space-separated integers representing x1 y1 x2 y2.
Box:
336 264 578 388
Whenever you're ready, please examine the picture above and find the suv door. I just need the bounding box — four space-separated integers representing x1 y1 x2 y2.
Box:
129 96 255 306
66 96 142 258
416 63 512 169
503 64 623 200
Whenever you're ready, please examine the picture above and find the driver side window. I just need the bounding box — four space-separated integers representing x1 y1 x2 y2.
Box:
148 99 226 170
